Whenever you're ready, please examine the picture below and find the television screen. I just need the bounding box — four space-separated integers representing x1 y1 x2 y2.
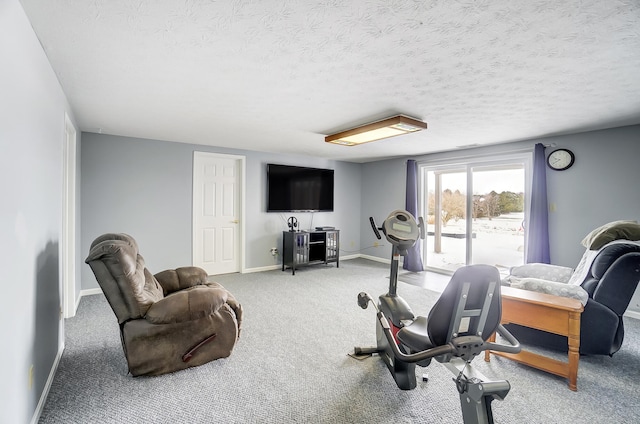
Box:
267 164 334 212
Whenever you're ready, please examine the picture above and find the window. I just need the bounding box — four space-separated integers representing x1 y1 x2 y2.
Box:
419 153 531 275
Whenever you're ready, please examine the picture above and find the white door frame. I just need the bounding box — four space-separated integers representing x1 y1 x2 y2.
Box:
62 113 77 318
192 151 246 274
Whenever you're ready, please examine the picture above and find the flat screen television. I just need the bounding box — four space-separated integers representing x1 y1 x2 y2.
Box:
267 164 334 212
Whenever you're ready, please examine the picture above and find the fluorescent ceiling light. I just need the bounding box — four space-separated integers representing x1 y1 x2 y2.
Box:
325 115 427 146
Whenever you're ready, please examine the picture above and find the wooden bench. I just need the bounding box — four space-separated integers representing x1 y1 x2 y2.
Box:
485 286 584 391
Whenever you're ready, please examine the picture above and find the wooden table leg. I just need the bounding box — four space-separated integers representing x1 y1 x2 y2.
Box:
566 310 581 391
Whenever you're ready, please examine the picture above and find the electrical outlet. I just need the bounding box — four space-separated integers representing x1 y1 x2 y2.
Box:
270 247 278 256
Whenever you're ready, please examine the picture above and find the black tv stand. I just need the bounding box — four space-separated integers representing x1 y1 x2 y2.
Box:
282 230 339 275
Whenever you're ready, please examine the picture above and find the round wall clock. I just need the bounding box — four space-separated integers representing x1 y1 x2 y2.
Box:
546 148 575 171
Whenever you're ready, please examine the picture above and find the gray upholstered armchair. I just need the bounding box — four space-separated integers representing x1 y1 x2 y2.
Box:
85 233 243 376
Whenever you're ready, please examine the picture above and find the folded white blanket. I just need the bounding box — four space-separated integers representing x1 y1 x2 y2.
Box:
509 278 589 306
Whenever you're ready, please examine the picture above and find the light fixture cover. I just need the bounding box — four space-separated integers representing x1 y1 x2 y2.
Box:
325 115 427 146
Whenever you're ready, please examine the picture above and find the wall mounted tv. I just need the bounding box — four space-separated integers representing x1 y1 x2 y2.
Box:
267 164 334 212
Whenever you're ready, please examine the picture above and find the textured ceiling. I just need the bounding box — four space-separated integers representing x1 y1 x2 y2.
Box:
20 0 640 163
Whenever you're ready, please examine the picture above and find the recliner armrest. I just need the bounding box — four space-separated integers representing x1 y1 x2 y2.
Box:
509 278 589 306
145 285 228 324
581 278 598 297
224 291 243 337
154 266 209 296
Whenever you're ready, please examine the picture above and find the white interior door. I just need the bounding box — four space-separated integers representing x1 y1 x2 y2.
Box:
193 152 244 275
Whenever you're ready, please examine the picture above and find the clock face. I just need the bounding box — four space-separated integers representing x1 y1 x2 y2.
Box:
547 149 575 171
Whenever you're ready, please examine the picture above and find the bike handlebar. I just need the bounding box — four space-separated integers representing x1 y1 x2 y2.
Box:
418 216 425 240
369 217 382 240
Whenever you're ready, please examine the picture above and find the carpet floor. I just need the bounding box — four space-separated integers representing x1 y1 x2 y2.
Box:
39 258 640 423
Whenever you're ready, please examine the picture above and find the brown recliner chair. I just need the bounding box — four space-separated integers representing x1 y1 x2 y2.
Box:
85 233 243 376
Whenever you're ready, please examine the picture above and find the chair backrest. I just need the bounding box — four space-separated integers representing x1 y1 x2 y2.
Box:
589 242 640 315
427 264 502 347
85 233 164 324
590 242 640 280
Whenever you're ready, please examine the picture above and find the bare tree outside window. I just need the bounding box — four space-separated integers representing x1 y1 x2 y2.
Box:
423 164 526 275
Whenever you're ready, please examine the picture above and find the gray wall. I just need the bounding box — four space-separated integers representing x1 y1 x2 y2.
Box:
360 158 407 258
82 126 640 313
360 125 640 312
0 1 80 423
543 126 640 266
81 133 362 290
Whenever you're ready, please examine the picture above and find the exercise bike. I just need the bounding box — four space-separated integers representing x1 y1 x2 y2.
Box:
355 210 521 424
354 209 425 389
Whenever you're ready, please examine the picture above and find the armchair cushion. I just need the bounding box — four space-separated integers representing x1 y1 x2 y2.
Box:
509 278 589 305
145 285 228 325
581 220 640 250
506 263 574 284
86 238 164 318
154 267 209 296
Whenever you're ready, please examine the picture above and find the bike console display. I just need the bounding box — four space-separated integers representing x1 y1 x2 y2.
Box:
381 210 422 251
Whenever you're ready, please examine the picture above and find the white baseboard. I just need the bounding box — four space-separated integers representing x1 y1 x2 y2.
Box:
74 290 82 312
242 255 368 274
358 254 390 264
242 264 280 273
357 253 408 267
80 287 103 297
340 254 362 261
30 343 64 424
34 289 99 423
625 309 640 320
